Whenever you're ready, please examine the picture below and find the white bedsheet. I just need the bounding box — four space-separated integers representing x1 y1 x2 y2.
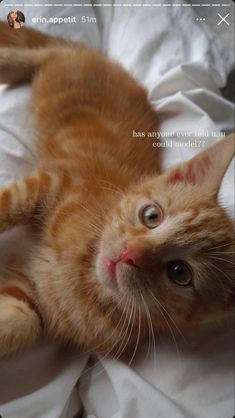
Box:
0 1 234 418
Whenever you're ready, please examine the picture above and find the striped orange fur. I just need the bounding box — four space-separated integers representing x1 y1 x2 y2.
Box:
0 22 234 358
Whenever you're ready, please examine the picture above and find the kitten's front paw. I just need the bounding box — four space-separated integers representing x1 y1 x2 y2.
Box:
0 294 41 357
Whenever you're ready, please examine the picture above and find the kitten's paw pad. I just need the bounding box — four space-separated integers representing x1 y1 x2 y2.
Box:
0 295 41 357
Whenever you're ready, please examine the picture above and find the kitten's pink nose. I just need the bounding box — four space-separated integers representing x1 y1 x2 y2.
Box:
120 246 139 267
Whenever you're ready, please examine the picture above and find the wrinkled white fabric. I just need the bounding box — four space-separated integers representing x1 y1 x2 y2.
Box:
0 1 234 418
79 321 234 418
0 343 88 418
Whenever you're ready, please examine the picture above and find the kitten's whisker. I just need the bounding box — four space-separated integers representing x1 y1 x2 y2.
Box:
99 179 125 197
128 301 141 367
95 296 130 352
202 261 228 293
104 295 126 319
77 294 129 359
209 251 235 255
141 293 157 367
42 198 103 232
141 294 152 362
111 297 136 363
45 199 104 229
205 260 232 281
100 186 124 198
73 220 103 236
146 300 157 368
80 184 107 218
206 242 234 252
207 255 235 265
78 297 132 382
75 201 104 225
85 298 136 388
149 290 186 344
148 291 183 361
95 298 136 376
78 296 129 357
93 296 133 363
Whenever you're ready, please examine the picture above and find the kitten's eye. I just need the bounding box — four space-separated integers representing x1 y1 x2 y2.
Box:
140 204 162 229
167 260 192 286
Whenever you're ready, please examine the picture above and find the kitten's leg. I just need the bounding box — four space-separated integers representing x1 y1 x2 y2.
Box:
0 274 42 356
0 21 54 48
0 170 64 233
0 21 52 84
0 47 52 85
0 21 67 85
0 169 67 356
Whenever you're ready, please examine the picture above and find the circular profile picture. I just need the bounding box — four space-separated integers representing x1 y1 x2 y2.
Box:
7 10 25 29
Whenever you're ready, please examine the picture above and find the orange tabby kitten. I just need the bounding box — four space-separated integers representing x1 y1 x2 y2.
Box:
0 23 234 358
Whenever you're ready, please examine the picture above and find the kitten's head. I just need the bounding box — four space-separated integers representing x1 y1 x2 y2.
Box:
96 136 234 329
37 136 234 354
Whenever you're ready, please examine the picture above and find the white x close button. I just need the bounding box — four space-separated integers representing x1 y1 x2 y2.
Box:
217 13 230 26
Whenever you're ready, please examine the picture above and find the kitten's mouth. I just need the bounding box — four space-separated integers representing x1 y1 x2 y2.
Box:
104 258 118 283
103 247 138 286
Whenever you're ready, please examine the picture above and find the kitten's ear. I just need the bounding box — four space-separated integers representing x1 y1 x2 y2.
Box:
0 170 62 233
167 134 234 195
